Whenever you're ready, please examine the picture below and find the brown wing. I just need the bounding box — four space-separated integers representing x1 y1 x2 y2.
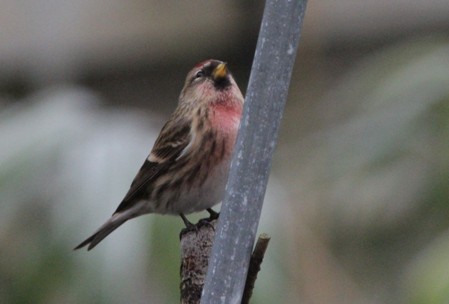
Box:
113 117 192 213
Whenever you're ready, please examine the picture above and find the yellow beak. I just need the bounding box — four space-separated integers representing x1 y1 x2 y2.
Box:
212 62 228 80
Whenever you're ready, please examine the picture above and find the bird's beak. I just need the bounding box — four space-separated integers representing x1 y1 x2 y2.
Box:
212 62 228 81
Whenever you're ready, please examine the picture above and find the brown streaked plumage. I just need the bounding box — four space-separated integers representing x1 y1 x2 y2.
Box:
75 60 244 250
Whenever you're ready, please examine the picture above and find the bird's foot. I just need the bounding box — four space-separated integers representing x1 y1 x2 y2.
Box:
206 208 220 220
197 216 217 231
179 213 199 238
179 213 218 239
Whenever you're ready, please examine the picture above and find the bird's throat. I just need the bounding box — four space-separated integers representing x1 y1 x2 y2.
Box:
210 98 242 134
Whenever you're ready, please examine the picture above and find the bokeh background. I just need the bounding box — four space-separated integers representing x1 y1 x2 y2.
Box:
1 1 449 303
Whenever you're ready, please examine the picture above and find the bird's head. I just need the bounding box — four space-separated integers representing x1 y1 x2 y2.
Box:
180 59 244 109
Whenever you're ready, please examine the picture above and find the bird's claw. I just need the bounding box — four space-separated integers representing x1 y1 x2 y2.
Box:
206 208 220 220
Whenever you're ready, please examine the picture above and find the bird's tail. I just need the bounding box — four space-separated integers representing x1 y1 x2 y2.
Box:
74 213 128 251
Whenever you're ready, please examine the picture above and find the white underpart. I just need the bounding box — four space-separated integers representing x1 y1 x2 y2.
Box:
170 156 230 214
135 157 230 215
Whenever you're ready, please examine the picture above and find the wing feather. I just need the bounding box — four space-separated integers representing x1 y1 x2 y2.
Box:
114 117 192 213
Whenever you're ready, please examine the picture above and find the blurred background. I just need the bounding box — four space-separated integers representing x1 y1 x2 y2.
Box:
1 1 449 303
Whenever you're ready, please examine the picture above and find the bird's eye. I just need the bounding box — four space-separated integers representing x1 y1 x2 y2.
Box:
194 70 204 79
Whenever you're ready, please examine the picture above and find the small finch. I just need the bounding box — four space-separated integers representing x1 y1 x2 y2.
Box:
75 59 244 250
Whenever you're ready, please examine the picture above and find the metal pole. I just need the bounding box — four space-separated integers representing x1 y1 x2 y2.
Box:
200 0 308 303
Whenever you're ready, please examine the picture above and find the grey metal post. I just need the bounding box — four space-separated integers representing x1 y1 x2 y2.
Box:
200 0 308 303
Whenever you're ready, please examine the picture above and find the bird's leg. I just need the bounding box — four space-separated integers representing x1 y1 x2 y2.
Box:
179 213 200 238
206 208 220 220
180 213 194 228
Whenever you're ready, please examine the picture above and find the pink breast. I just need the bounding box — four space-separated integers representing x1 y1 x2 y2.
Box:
210 102 242 134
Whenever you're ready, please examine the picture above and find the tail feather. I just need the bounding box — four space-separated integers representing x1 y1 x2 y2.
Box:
74 214 128 251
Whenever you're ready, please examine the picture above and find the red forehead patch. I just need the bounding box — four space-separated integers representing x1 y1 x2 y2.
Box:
194 59 213 69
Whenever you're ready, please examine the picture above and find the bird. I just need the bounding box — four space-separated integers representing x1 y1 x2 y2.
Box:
75 59 244 250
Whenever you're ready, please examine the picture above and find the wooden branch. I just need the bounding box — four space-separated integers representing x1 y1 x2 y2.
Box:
241 233 271 304
180 218 270 304
180 219 217 304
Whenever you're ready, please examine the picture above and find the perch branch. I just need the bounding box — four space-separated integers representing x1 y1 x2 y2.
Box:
242 233 271 304
180 219 217 304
